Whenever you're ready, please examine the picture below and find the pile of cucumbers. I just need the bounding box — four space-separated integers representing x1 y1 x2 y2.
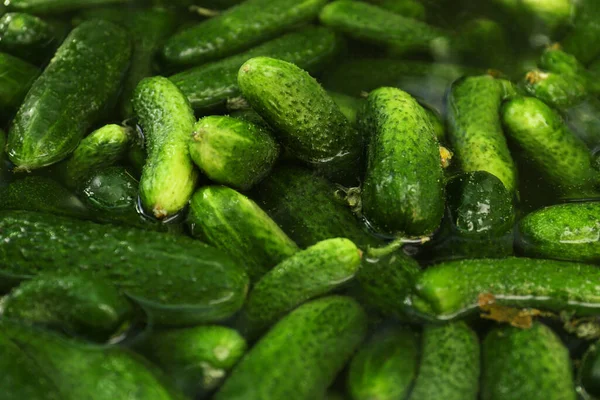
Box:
2 0 600 399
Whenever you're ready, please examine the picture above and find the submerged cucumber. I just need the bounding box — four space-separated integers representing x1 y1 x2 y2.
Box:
0 52 39 117
562 0 600 65
0 13 60 64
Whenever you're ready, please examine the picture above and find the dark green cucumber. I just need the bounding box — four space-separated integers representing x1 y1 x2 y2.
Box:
0 272 132 341
411 257 600 320
5 0 129 14
562 0 600 65
0 211 249 326
580 341 600 398
458 17 512 70
132 76 199 219
328 91 363 126
188 185 299 282
347 327 419 400
190 116 279 191
239 57 362 182
169 26 341 113
214 296 367 400
540 46 600 95
0 52 38 116
482 322 576 400
522 69 587 109
0 13 59 64
360 87 445 236
408 322 480 400
133 326 247 397
6 20 131 171
364 0 425 19
162 0 327 66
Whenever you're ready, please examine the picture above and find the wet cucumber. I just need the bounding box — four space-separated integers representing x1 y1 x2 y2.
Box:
482 322 576 400
522 69 587 109
539 46 600 95
162 0 327 66
187 186 299 282
364 0 425 19
5 0 129 14
360 87 445 236
491 0 571 34
0 13 60 64
0 211 249 326
423 105 446 143
580 341 600 398
214 296 367 400
0 52 38 117
458 17 512 71
6 20 131 171
562 0 600 65
132 76 199 219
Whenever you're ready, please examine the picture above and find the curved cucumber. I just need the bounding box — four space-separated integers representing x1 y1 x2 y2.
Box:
0 13 59 64
0 52 39 115
5 0 128 14
522 69 587 109
562 0 600 65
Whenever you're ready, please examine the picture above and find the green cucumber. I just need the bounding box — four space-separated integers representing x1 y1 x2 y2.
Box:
0 272 132 342
562 0 600 65
490 0 571 34
408 322 480 400
347 327 419 400
522 69 587 109
482 322 576 400
169 26 341 113
5 0 129 14
190 116 279 191
360 87 445 236
423 105 446 142
447 75 518 193
188 185 299 282
458 17 512 70
364 0 425 19
328 91 363 126
410 257 600 320
580 341 600 398
539 46 600 95
0 13 59 64
0 52 38 117
132 76 199 219
214 296 367 400
0 210 249 326
239 57 362 182
162 0 327 66
6 20 131 171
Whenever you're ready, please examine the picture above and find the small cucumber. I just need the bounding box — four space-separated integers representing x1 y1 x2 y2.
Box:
0 13 60 64
562 0 600 65
187 185 299 282
522 69 587 109
482 322 576 400
239 57 362 182
0 272 132 342
132 76 199 219
360 87 445 236
328 91 363 126
347 327 419 400
5 0 129 14
162 0 327 66
6 20 131 171
190 116 279 191
0 52 38 116
364 0 425 19
540 46 600 95
214 296 367 400
580 341 600 398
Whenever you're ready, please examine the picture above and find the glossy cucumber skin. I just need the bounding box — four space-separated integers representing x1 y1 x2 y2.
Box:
0 52 39 114
517 202 600 263
162 0 327 66
539 47 600 95
361 87 445 236
562 0 600 65
408 322 480 400
447 75 517 193
522 69 587 109
188 186 299 282
239 57 362 182
6 0 128 14
347 327 419 400
169 26 341 113
0 211 249 326
482 323 576 400
6 20 131 171
132 76 198 219
214 296 367 400
0 13 58 63
411 257 600 320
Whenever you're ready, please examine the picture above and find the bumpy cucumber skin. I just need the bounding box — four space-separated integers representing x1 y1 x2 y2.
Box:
0 13 57 63
562 0 600 65
214 296 367 400
6 0 128 14
539 47 600 95
447 75 517 193
0 211 249 326
0 52 38 112
482 323 576 400
580 342 600 397
239 57 362 182
522 70 587 109
6 20 131 171
347 327 419 400
133 76 199 219
361 87 445 236
188 186 299 282
411 257 600 320
244 238 361 330
409 322 480 400
162 0 327 66
190 116 279 191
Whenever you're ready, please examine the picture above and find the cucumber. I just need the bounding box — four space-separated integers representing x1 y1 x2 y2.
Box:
360 87 445 236
423 105 446 142
0 211 249 326
522 69 587 109
132 326 247 397
482 322 576 400
562 0 600 65
0 272 132 342
490 0 571 34
5 0 129 14
516 202 600 263
162 0 327 66
347 327 419 400
214 296 367 400
0 13 59 64
408 322 480 400
190 116 279 191
364 0 425 19
411 257 600 320
132 76 199 219
239 57 362 182
188 185 299 282
0 52 39 116
580 341 600 398
6 20 131 171
447 75 518 193
169 26 341 113
458 17 512 71
539 46 600 95
328 91 363 125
